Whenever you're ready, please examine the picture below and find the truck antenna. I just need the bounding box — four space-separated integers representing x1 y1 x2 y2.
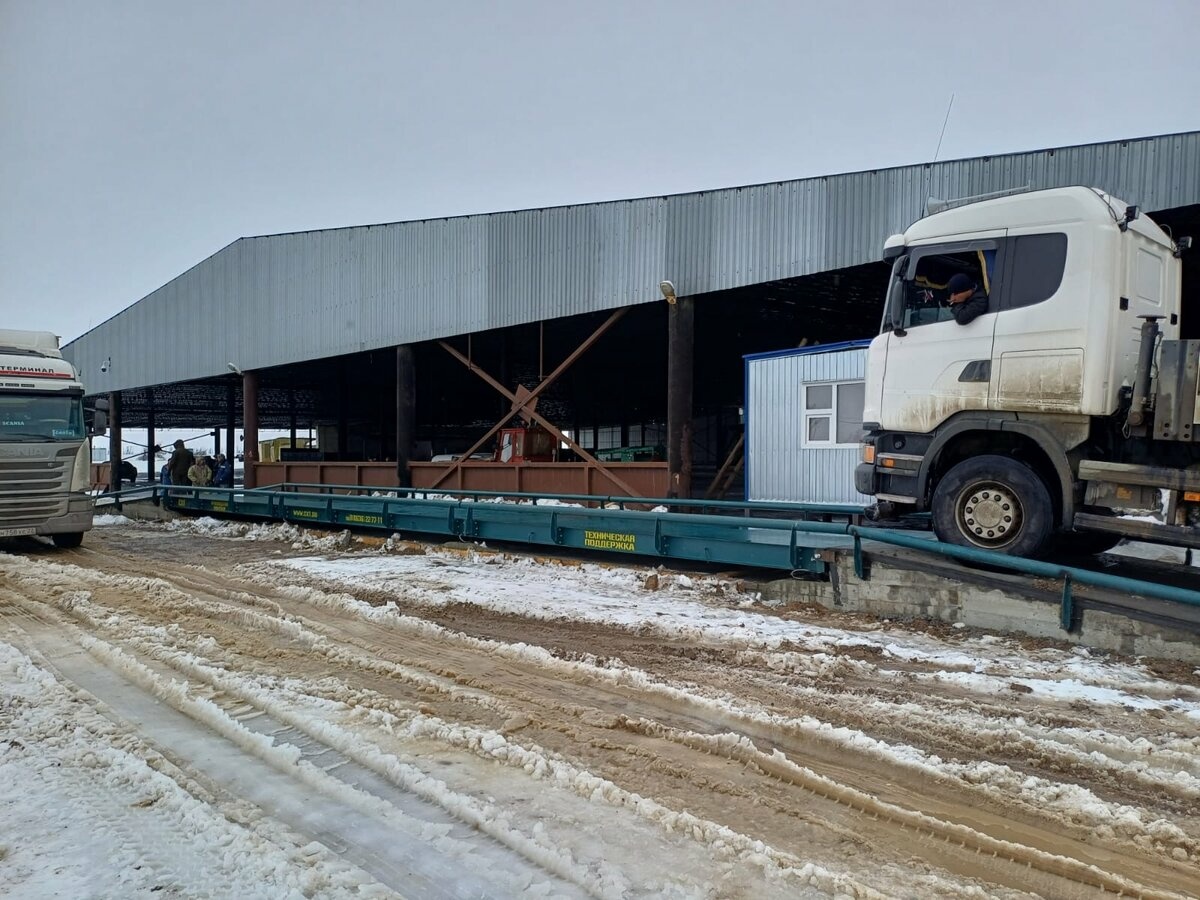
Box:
923 94 955 216
932 93 955 163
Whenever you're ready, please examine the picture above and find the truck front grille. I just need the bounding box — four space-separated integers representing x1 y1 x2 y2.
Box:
0 448 75 527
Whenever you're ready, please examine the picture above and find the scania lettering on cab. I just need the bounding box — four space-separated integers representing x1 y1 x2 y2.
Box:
0 329 99 547
855 186 1197 556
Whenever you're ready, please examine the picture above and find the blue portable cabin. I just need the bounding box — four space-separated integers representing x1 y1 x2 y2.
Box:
744 340 873 505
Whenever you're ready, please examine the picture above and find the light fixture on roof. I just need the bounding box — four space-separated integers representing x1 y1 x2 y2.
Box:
227 362 244 376
658 280 677 305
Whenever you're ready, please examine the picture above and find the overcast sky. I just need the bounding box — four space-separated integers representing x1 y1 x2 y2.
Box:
3 0 1198 344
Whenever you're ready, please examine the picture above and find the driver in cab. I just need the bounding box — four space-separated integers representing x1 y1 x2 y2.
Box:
946 272 988 325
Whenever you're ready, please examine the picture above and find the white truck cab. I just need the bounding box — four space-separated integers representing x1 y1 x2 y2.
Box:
856 187 1198 556
0 329 98 547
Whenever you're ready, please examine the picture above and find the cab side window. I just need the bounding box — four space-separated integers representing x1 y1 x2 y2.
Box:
901 247 994 329
999 233 1067 311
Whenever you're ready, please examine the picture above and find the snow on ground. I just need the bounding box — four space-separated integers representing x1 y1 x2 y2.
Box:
258 547 1200 719
164 516 357 551
92 513 133 526
6 517 1200 897
118 515 1200 719
0 640 385 899
1110 539 1199 566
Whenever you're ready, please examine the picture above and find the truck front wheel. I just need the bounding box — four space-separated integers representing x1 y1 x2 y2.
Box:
51 532 84 549
932 456 1053 558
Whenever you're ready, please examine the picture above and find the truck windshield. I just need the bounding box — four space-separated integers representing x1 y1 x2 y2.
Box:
0 392 85 441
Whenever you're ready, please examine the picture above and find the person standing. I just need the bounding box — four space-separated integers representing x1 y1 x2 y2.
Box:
167 439 194 486
213 454 233 487
188 454 212 487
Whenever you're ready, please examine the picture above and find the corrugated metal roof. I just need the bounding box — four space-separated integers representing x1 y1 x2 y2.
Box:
66 131 1200 393
743 339 873 362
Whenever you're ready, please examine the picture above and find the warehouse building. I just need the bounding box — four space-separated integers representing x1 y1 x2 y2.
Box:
66 131 1200 498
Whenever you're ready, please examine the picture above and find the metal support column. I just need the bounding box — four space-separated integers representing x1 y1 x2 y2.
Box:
146 395 156 484
667 295 694 499
108 391 122 491
337 361 349 459
396 343 416 488
243 371 259 489
289 387 297 449
225 381 236 469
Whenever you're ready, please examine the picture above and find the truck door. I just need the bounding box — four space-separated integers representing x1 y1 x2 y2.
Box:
880 236 1003 433
988 230 1083 414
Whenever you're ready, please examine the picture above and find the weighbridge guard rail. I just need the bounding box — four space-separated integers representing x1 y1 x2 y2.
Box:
100 483 1200 631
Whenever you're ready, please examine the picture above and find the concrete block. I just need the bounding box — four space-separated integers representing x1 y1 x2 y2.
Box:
762 553 1200 664
103 498 183 522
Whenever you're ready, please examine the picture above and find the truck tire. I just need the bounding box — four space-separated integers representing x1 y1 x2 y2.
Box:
51 532 84 549
932 456 1053 557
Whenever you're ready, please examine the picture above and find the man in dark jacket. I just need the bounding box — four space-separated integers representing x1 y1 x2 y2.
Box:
946 272 989 325
213 454 233 487
167 439 195 486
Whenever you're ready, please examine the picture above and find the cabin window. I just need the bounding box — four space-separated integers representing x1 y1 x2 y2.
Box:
901 247 994 329
1001 233 1068 310
802 380 865 448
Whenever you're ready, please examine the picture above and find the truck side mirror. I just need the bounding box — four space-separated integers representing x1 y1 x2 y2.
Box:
889 297 907 337
888 256 908 336
86 397 109 436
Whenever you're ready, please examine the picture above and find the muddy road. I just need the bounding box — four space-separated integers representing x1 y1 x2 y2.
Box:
2 520 1198 898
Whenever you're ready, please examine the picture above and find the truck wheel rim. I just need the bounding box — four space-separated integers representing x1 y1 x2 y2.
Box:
956 481 1022 548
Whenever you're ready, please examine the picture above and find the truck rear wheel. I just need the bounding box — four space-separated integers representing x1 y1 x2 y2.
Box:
932 456 1053 557
51 532 84 549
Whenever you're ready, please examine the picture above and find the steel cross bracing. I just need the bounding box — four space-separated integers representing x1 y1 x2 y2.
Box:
98 483 1200 631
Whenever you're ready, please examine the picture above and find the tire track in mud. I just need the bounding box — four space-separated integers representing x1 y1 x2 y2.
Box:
6 545 1198 898
629 646 1200 819
0 566 883 897
96 549 1200 873
0 608 398 900
3 573 883 899
231 545 1200 810
420 600 1200 788
0 594 636 900
18 547 1200 897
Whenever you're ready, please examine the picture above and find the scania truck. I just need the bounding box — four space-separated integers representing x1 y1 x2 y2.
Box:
855 186 1197 557
0 329 100 547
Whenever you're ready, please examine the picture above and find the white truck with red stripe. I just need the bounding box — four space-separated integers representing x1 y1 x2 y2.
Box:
0 329 97 547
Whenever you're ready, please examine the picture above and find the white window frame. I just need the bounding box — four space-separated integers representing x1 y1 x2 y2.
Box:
801 379 864 449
